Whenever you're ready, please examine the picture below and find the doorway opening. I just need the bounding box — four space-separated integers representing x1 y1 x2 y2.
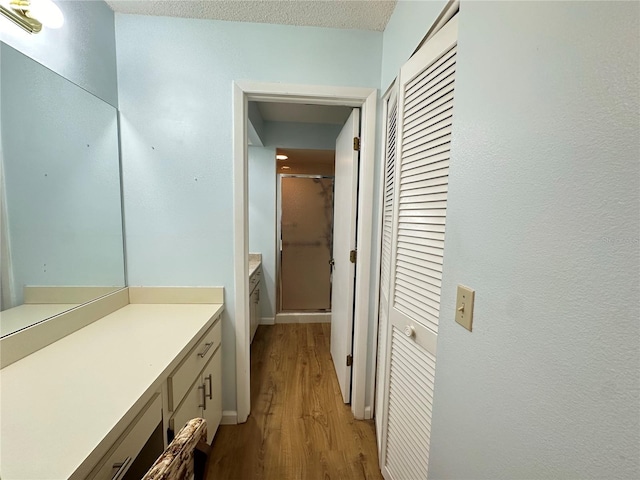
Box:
233 82 377 424
277 149 335 322
276 148 335 323
246 102 361 407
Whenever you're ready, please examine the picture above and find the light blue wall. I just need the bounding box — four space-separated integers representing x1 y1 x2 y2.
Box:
0 0 118 107
115 14 382 411
248 146 276 320
380 0 447 91
263 121 342 149
1 44 124 306
429 2 639 477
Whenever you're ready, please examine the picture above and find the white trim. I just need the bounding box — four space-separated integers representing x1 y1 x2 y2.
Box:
364 406 372 420
370 81 396 424
233 81 377 423
275 312 331 324
350 90 377 420
381 1 459 96
221 410 238 425
233 82 251 424
412 0 460 56
259 316 275 325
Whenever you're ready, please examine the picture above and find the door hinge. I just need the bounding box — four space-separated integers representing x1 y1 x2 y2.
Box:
346 354 353 367
349 249 357 264
353 137 360 151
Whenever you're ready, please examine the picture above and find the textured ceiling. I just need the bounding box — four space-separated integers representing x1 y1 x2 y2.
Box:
105 0 397 31
257 102 352 125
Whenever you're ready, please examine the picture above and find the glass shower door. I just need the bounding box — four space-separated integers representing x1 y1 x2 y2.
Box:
280 176 334 311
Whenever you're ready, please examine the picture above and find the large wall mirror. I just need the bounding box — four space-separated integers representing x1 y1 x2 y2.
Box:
0 42 125 338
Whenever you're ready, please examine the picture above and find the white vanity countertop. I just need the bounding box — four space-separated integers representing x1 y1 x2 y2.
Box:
0 302 224 480
249 253 262 277
0 303 78 337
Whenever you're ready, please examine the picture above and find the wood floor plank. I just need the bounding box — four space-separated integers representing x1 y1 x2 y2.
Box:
208 324 383 479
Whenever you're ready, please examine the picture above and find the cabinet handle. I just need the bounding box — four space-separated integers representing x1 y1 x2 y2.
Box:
112 457 132 480
199 384 207 410
206 374 213 400
198 342 213 358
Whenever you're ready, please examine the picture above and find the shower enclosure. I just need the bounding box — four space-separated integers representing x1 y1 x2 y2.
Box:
278 175 334 312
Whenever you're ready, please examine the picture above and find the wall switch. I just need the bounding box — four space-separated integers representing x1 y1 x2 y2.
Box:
455 285 475 331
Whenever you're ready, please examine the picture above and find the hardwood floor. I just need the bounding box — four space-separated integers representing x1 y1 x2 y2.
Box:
208 323 383 480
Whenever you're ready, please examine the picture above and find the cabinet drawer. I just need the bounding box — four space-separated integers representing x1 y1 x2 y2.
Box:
249 267 261 292
167 318 221 411
88 393 162 480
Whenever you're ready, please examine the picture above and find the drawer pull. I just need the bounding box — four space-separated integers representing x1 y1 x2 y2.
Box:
199 384 207 410
205 374 213 400
198 342 214 358
112 457 132 480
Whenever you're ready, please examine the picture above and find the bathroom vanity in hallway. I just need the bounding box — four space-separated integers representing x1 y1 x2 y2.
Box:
0 287 224 480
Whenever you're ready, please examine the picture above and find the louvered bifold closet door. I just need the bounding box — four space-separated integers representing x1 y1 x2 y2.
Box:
375 88 398 452
381 14 458 480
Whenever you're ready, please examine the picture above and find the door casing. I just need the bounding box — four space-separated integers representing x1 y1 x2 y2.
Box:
232 82 377 423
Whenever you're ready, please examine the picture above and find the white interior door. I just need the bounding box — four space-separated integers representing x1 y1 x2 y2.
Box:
381 15 458 480
375 87 398 449
330 108 360 403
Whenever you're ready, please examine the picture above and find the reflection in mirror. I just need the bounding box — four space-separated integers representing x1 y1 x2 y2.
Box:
0 42 125 337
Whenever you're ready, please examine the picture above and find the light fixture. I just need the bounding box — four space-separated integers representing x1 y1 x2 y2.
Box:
0 0 63 34
281 166 291 170
276 154 288 160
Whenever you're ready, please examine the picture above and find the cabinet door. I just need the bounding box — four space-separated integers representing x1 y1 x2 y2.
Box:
170 376 205 441
201 347 222 444
250 286 259 343
170 348 222 445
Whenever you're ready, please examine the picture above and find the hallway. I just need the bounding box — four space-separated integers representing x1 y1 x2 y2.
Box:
208 324 382 479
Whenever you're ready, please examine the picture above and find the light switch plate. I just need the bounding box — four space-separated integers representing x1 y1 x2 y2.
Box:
455 285 475 331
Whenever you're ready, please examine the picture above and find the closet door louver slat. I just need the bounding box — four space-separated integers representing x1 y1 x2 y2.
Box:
381 14 458 480
393 43 456 330
385 327 437 480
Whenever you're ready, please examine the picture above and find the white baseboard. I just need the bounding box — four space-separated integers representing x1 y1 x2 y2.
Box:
364 405 372 420
275 312 331 324
221 410 238 425
260 316 275 325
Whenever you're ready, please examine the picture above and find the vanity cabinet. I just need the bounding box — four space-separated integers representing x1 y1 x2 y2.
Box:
87 394 162 480
168 316 222 444
249 266 261 343
0 291 225 480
